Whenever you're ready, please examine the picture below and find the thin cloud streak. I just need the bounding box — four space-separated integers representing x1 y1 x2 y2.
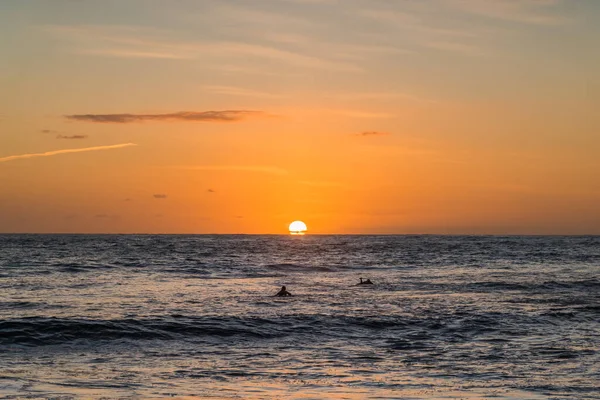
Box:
0 143 137 163
425 40 484 56
47 25 360 72
327 91 432 102
355 131 390 137
445 0 568 25
176 165 288 176
204 85 284 99
327 109 395 119
41 129 88 139
80 48 192 59
66 110 265 123
57 134 88 139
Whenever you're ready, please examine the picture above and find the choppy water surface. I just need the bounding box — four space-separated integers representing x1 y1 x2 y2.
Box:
1 235 599 399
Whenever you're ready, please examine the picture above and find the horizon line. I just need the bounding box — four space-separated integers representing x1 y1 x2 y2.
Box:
0 232 598 237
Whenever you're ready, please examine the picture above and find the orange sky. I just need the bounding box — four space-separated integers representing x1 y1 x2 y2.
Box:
1 0 599 234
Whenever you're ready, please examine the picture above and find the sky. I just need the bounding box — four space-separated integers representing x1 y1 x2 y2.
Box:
0 0 599 234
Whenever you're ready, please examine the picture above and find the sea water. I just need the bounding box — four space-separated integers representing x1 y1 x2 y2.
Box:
0 235 599 399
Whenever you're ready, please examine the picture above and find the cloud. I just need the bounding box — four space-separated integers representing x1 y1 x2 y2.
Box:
327 91 432 103
355 131 390 137
46 25 360 72
207 189 216 193
65 110 264 123
444 0 568 25
45 25 194 60
82 49 192 59
94 214 119 219
425 40 484 56
153 194 168 199
175 165 288 176
326 109 395 119
204 85 284 99
57 134 88 140
0 143 137 164
41 129 88 139
356 7 483 55
214 42 360 72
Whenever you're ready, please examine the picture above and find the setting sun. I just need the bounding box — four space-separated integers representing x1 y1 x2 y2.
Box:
289 221 308 235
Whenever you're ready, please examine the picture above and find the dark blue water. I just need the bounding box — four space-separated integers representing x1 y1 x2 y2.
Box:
1 235 599 399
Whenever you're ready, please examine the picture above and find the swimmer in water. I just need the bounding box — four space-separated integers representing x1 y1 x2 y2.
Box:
275 285 292 297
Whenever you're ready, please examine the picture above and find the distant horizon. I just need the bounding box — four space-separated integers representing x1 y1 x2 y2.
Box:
1 232 599 237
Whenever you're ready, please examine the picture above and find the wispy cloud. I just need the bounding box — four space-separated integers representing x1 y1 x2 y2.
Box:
326 109 395 119
444 0 568 25
425 40 484 56
358 9 422 27
94 214 119 220
81 48 192 59
46 25 360 72
212 41 361 72
354 131 390 137
46 25 193 59
326 91 433 103
0 143 137 164
153 194 168 199
41 129 88 139
355 0 567 58
204 85 284 99
176 165 288 176
65 110 265 123
356 6 482 55
57 134 88 140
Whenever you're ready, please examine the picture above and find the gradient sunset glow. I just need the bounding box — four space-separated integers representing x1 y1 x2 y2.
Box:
1 0 598 234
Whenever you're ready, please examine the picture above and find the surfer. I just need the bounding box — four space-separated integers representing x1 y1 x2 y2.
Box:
275 285 292 297
357 278 373 285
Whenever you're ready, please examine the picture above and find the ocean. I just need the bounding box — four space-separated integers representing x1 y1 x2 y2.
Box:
0 235 599 399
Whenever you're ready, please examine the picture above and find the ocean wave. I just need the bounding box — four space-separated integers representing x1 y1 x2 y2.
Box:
0 317 280 345
0 315 416 345
262 263 338 272
0 313 541 346
465 279 600 292
0 301 40 309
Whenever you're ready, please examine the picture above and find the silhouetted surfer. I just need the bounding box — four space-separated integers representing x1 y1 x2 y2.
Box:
357 278 373 285
275 285 292 297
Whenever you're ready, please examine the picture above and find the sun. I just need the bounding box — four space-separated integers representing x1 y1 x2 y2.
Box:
289 220 307 235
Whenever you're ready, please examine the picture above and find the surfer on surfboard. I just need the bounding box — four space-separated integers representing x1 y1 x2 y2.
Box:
275 285 292 297
357 278 374 285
